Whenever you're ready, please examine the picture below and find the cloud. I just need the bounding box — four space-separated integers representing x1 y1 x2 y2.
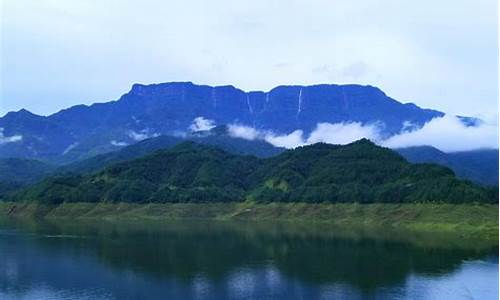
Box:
266 130 305 148
227 122 379 149
227 124 305 148
226 116 498 152
128 130 159 141
306 122 381 145
2 1 497 120
0 128 23 144
227 124 260 140
341 61 369 79
382 115 498 152
189 117 216 132
111 140 129 147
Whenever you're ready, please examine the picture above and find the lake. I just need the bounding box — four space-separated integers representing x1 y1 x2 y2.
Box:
0 218 497 300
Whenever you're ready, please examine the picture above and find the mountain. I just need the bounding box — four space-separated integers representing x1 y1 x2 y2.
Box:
0 82 478 164
0 158 54 184
396 146 499 186
57 125 284 175
58 130 498 187
0 158 54 198
12 140 497 204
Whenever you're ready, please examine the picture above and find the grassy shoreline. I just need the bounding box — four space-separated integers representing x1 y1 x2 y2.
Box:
0 201 497 241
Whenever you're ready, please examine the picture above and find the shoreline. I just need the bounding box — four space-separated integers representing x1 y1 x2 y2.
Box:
0 201 497 241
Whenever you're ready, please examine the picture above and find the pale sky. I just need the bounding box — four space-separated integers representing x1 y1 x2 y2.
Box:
0 0 498 121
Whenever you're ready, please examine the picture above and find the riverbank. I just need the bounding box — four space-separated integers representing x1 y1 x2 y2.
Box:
0 201 497 241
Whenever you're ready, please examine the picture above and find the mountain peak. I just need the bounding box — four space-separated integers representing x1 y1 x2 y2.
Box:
350 138 377 146
4 108 42 120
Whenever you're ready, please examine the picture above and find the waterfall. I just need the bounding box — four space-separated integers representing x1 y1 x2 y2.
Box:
246 94 253 114
296 88 303 118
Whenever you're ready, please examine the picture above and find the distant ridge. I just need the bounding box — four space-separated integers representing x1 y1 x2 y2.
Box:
396 146 499 186
0 82 480 163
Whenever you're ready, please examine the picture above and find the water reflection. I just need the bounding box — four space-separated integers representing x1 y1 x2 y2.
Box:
0 219 497 299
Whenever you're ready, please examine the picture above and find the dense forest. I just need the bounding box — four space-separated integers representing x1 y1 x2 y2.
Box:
7 139 498 204
396 146 499 186
58 126 283 175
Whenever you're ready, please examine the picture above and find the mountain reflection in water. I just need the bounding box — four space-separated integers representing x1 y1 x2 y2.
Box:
0 219 497 300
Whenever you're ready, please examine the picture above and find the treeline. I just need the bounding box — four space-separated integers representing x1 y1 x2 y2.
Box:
8 140 498 204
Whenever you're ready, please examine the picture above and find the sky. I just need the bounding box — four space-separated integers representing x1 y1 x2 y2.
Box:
0 0 498 122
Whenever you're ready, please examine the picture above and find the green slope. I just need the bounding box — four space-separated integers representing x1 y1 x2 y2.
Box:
0 158 54 184
9 139 498 204
57 128 283 175
396 146 499 186
0 158 55 198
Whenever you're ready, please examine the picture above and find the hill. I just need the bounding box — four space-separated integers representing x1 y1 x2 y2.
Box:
396 146 498 186
11 140 497 204
58 126 283 174
0 158 54 184
0 158 54 198
59 133 498 187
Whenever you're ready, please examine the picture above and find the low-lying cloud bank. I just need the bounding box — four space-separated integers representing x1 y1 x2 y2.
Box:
382 115 498 151
0 128 22 144
227 122 382 149
227 115 498 152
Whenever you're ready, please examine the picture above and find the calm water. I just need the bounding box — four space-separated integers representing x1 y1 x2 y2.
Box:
0 219 497 300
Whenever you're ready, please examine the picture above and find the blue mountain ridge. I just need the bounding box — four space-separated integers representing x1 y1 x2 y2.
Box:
0 82 480 163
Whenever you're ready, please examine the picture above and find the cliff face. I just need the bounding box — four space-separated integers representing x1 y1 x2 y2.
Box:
0 82 464 162
113 82 444 134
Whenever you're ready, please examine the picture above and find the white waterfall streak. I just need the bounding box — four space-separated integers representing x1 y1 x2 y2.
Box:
246 94 253 114
296 88 303 118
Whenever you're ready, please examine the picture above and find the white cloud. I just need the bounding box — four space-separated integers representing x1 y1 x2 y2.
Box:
227 122 380 149
306 122 381 145
111 140 129 147
382 115 498 152
0 128 23 144
226 116 499 152
227 124 305 148
128 130 159 141
227 124 260 140
265 130 305 149
189 117 216 132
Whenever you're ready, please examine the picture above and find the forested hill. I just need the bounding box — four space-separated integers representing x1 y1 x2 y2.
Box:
57 126 283 175
396 146 499 186
11 139 497 204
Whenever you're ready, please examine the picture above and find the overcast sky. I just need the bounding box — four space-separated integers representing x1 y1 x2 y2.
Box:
0 0 498 121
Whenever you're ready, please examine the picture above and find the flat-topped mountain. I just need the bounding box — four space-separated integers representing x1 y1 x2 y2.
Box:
0 82 476 163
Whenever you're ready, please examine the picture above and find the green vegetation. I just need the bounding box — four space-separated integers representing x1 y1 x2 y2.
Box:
58 127 283 175
0 202 497 240
0 158 55 198
0 158 54 183
396 146 499 186
8 139 497 205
